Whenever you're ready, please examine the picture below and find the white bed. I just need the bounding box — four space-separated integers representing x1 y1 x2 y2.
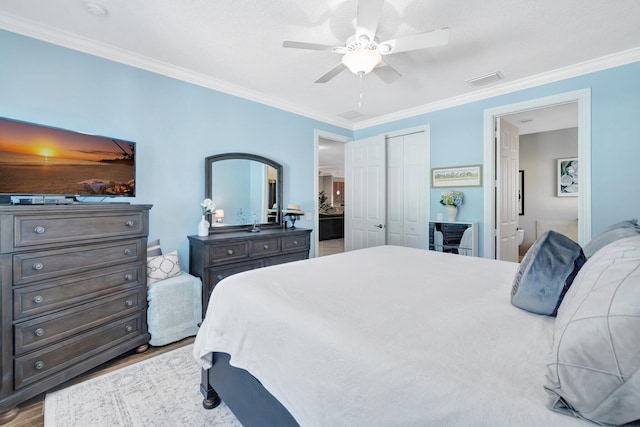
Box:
193 245 590 426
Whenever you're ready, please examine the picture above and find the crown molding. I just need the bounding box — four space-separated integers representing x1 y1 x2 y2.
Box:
1 12 639 133
0 12 353 130
352 47 640 130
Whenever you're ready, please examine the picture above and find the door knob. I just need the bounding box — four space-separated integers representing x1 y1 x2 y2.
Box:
374 224 384 229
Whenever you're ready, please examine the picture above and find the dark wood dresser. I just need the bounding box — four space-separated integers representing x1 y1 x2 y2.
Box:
0 204 152 423
188 227 311 316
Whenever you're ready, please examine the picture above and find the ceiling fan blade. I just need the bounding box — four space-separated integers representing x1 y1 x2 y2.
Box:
314 63 347 83
355 0 385 41
373 61 402 84
282 40 345 53
378 27 450 55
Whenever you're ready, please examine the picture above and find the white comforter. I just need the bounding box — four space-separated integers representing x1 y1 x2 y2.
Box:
194 245 586 426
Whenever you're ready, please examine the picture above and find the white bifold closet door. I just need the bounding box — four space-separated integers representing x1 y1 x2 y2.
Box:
386 131 429 249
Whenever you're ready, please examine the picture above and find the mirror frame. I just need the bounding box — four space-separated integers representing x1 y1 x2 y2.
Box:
205 152 283 232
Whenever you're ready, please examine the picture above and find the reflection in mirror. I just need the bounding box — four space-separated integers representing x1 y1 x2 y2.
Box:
205 153 283 231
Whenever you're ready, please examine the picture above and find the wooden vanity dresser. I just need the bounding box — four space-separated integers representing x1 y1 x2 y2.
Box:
188 227 311 317
0 203 151 423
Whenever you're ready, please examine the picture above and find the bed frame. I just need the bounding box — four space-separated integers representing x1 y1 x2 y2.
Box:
201 352 299 426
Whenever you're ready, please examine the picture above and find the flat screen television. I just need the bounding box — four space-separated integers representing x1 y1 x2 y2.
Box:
0 117 135 199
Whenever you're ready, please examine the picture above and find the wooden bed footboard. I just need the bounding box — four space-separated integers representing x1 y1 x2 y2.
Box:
200 352 299 427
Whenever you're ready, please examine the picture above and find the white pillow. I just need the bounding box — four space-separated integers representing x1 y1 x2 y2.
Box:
147 250 181 284
544 235 640 425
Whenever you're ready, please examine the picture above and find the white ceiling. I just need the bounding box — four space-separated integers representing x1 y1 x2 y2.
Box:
0 0 639 129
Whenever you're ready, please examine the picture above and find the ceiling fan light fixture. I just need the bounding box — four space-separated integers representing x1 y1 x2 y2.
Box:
342 49 382 75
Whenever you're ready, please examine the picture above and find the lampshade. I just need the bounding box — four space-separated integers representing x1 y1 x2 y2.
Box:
341 49 381 75
213 209 224 218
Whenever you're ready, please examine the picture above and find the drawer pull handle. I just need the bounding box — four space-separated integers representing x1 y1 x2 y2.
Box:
32 262 44 271
33 295 43 304
34 226 46 234
34 328 45 337
124 248 132 255
34 361 45 370
217 274 224 281
124 273 133 281
125 325 133 332
227 249 234 255
125 299 133 307
293 240 299 245
263 244 269 250
125 220 134 227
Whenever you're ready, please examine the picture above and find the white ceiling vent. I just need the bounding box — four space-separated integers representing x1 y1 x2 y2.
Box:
467 71 504 87
338 110 366 120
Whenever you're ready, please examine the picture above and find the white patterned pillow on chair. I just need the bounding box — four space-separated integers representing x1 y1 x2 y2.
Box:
147 250 181 283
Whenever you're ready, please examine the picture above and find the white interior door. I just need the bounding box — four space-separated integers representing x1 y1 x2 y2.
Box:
497 117 519 262
386 132 428 248
345 135 386 251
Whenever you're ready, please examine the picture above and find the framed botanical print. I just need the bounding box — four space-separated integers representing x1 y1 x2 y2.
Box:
557 158 578 197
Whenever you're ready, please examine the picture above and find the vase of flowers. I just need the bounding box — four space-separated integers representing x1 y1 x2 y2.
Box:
198 198 215 236
439 191 463 222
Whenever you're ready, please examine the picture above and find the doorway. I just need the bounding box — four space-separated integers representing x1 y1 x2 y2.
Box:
502 104 580 261
483 89 592 259
314 130 350 257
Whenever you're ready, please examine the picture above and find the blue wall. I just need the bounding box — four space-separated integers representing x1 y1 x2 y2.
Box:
0 30 350 262
356 61 640 252
1 29 639 261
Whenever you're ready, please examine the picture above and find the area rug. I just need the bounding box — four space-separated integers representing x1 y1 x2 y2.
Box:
44 344 242 427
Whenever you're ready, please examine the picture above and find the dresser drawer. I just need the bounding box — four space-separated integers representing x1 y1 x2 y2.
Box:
13 239 144 285
249 237 281 257
206 261 264 287
13 212 145 248
13 264 143 320
203 261 263 315
264 252 309 267
282 233 309 252
14 314 142 390
208 241 249 265
14 289 143 354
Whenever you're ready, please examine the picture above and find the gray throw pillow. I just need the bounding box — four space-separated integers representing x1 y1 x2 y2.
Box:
544 235 640 426
511 230 586 316
582 219 640 258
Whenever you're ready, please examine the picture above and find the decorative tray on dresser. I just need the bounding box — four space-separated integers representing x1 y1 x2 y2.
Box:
188 227 311 317
0 203 152 423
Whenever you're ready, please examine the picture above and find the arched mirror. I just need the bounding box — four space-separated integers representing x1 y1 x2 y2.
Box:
205 153 283 231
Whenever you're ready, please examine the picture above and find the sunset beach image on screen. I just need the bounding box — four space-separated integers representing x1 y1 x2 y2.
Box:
0 117 135 197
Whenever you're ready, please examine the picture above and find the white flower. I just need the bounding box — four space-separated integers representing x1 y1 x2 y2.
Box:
200 198 215 215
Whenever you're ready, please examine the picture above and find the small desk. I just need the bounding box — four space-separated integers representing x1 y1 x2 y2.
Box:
428 221 478 256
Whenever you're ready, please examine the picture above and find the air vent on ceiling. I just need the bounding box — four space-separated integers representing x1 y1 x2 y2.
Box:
467 71 503 87
338 110 366 120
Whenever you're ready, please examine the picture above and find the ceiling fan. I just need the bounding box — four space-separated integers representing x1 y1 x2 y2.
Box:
282 0 449 84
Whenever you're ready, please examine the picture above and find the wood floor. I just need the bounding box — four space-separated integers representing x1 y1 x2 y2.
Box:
4 337 195 427
318 238 344 257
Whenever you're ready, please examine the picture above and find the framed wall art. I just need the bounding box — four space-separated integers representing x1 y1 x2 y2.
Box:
432 164 482 188
518 170 524 215
557 158 578 197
